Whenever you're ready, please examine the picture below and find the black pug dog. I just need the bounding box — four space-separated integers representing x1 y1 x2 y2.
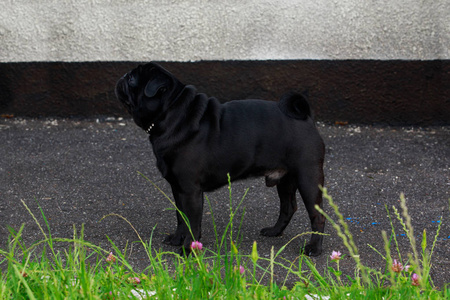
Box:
115 63 326 256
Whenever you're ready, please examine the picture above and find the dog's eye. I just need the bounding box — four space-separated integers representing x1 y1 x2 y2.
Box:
128 75 137 87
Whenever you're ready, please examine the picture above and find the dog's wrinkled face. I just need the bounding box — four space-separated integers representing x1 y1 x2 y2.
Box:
115 63 183 131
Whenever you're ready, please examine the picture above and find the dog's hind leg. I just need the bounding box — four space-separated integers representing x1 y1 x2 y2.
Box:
260 174 297 237
297 164 325 257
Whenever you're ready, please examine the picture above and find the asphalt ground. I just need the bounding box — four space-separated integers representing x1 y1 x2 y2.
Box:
1 117 449 288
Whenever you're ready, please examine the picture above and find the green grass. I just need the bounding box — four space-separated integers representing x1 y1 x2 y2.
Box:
1 177 449 299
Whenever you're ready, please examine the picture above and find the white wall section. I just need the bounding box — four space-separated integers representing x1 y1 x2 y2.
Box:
1 0 449 62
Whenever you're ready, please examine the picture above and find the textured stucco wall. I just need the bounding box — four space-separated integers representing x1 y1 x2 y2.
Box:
1 0 448 62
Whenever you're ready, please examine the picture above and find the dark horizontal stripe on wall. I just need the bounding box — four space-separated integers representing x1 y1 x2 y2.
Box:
0 60 448 125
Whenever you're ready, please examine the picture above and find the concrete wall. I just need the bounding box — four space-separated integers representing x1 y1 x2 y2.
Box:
1 0 448 62
0 1 449 124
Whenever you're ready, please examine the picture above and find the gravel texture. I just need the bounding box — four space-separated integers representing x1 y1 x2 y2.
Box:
1 118 449 287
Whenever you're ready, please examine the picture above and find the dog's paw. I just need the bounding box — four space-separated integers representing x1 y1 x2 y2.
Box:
163 233 184 246
260 226 283 237
177 246 191 256
301 244 322 257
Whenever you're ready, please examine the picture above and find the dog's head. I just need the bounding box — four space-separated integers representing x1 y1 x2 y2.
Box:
115 63 184 132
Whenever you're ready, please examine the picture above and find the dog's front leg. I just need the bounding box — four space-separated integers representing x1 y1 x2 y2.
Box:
180 190 204 253
163 187 187 246
166 187 204 253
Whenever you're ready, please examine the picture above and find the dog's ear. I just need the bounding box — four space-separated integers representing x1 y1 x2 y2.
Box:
144 74 169 98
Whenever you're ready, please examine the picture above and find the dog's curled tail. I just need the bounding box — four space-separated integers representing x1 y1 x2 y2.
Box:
278 91 312 121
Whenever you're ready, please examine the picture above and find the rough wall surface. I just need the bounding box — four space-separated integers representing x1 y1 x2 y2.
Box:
0 1 448 124
1 0 448 62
